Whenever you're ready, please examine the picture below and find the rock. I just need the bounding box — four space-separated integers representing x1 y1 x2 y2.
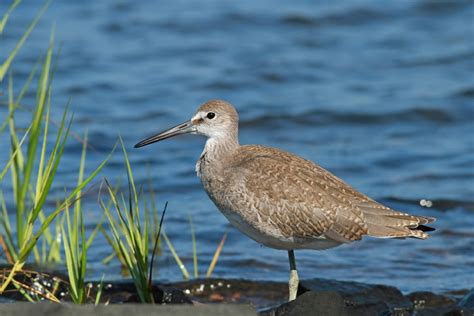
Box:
406 291 467 316
407 291 457 309
0 296 15 303
157 285 194 304
459 288 474 309
298 278 412 315
0 268 70 302
99 282 192 304
173 278 287 309
261 291 350 316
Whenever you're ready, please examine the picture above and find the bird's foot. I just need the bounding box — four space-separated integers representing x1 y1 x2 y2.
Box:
288 269 299 301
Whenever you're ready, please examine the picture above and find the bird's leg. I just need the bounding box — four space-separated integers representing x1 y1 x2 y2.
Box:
288 250 299 301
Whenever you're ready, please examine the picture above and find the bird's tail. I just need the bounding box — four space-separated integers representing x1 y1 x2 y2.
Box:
358 202 436 239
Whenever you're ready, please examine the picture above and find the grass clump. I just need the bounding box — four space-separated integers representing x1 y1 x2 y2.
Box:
100 140 166 303
101 179 227 282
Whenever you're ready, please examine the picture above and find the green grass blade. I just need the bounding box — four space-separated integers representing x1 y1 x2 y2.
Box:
7 75 25 247
162 230 190 280
62 223 78 300
7 75 24 168
18 35 55 246
101 252 116 265
34 96 51 204
188 214 198 278
79 209 86 301
0 192 17 261
17 145 114 262
86 220 102 250
0 0 50 81
47 212 64 262
148 201 167 288
206 233 227 278
0 59 39 135
0 0 21 34
98 219 124 265
28 112 71 226
75 130 87 217
0 125 30 182
14 58 41 106
119 137 139 220
95 275 105 305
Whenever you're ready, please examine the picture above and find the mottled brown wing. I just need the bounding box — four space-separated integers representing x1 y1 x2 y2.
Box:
233 145 434 240
225 146 369 241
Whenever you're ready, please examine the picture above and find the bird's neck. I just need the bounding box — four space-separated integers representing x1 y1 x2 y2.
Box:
201 135 239 162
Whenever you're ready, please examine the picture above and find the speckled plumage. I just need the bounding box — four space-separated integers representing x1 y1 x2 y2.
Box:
192 100 435 250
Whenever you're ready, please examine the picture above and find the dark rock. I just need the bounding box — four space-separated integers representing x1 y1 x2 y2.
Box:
444 289 470 298
172 278 287 309
0 269 70 302
412 307 469 316
404 289 473 316
407 291 457 309
298 278 412 315
98 282 192 304
459 288 474 309
157 284 194 304
0 267 191 304
261 291 350 316
0 296 15 303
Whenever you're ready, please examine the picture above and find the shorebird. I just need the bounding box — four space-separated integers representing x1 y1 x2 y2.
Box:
135 100 435 301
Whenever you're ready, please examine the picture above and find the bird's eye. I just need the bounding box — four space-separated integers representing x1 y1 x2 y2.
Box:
207 112 216 119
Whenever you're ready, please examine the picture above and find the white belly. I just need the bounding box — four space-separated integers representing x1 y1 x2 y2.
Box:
219 207 342 250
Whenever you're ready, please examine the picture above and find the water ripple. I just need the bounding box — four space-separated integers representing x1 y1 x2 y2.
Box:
240 107 462 128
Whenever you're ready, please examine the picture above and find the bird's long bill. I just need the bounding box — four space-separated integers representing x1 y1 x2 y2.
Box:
134 120 195 148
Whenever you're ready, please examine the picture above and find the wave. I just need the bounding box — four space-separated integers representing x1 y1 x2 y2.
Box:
281 7 391 28
240 107 461 128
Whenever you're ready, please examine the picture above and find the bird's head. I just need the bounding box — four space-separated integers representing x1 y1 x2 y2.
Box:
134 99 238 148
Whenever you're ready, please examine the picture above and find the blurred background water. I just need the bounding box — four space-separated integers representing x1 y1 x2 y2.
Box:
1 0 473 294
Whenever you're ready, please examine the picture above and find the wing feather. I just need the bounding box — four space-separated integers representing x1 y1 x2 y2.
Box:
224 145 434 242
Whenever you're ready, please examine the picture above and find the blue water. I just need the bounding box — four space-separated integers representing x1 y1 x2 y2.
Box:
1 0 473 294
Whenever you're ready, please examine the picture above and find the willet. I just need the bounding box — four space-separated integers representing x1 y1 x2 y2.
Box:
135 100 435 301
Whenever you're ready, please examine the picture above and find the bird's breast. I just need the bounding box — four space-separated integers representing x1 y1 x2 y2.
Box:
196 153 225 197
